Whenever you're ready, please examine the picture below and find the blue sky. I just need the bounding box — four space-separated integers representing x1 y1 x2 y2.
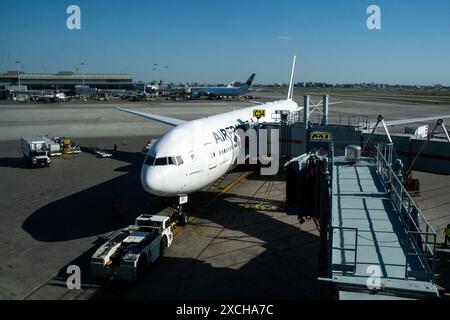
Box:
1 0 449 85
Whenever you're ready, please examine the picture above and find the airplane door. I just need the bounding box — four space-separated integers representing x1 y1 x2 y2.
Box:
204 143 217 170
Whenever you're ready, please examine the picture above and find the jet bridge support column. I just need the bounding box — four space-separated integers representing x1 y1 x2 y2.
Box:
322 95 329 126
303 95 310 129
319 157 331 277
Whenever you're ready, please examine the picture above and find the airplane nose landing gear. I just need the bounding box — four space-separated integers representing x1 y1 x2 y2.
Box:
176 205 188 226
167 195 189 227
176 195 189 225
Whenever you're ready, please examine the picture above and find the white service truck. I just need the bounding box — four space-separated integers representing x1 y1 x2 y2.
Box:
91 214 174 282
21 136 52 167
46 140 62 157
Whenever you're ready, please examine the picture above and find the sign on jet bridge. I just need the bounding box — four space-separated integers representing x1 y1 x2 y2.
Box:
253 109 266 119
309 132 332 141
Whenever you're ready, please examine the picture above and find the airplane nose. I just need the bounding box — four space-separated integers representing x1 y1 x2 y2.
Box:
140 165 165 195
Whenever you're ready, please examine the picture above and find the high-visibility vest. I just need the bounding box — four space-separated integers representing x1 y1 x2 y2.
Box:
446 229 450 237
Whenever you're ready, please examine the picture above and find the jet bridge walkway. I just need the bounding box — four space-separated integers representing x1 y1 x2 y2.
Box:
322 145 438 299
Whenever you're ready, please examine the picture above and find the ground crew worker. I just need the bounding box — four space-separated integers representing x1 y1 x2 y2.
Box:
113 144 118 155
444 224 450 245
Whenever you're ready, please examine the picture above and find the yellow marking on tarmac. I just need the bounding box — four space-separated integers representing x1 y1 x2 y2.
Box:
221 172 252 194
191 230 205 238
208 175 226 192
243 178 275 212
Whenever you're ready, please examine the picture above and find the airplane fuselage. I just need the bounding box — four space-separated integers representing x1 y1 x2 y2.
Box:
190 73 255 99
141 99 300 197
190 86 249 98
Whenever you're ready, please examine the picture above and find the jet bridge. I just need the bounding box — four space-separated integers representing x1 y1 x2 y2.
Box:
278 95 449 299
287 143 439 299
286 143 439 299
320 144 439 299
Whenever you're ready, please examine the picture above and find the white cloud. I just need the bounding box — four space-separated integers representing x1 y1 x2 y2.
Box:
276 35 289 41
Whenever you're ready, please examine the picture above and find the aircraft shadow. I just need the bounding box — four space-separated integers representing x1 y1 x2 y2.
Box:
22 149 162 242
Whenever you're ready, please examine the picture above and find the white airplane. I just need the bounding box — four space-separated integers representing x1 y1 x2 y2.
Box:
117 57 450 222
116 57 298 216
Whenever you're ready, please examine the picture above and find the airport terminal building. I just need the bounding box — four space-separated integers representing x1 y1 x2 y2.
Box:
0 71 134 91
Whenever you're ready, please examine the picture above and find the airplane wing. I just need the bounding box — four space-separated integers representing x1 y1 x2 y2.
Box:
310 101 344 108
116 107 186 127
328 101 344 106
369 115 450 128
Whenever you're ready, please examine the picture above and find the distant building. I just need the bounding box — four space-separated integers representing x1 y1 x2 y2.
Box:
0 71 133 92
74 85 98 97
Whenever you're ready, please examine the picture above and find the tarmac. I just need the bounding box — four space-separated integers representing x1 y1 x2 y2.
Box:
0 90 449 299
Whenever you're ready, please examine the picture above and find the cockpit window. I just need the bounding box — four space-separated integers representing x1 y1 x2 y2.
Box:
145 156 155 166
145 155 184 167
154 158 168 166
168 157 177 165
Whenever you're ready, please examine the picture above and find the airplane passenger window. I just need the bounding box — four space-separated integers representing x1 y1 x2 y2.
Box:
154 158 168 166
145 156 156 166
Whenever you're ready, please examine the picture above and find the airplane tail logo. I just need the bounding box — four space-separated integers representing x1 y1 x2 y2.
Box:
245 73 256 87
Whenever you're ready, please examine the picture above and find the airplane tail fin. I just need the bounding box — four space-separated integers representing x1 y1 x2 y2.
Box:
227 81 235 88
287 56 297 101
245 73 256 87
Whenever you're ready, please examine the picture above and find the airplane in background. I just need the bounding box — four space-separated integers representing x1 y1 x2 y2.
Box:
116 57 450 223
10 90 73 103
189 73 256 99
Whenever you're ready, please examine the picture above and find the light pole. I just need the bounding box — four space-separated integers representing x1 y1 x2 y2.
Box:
164 66 168 83
43 66 47 90
75 67 80 98
154 64 158 83
16 61 21 90
79 62 86 99
80 62 86 86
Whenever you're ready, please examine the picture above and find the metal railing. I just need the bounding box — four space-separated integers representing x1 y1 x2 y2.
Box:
374 143 394 186
330 226 359 274
286 111 302 124
286 111 374 129
374 145 437 283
